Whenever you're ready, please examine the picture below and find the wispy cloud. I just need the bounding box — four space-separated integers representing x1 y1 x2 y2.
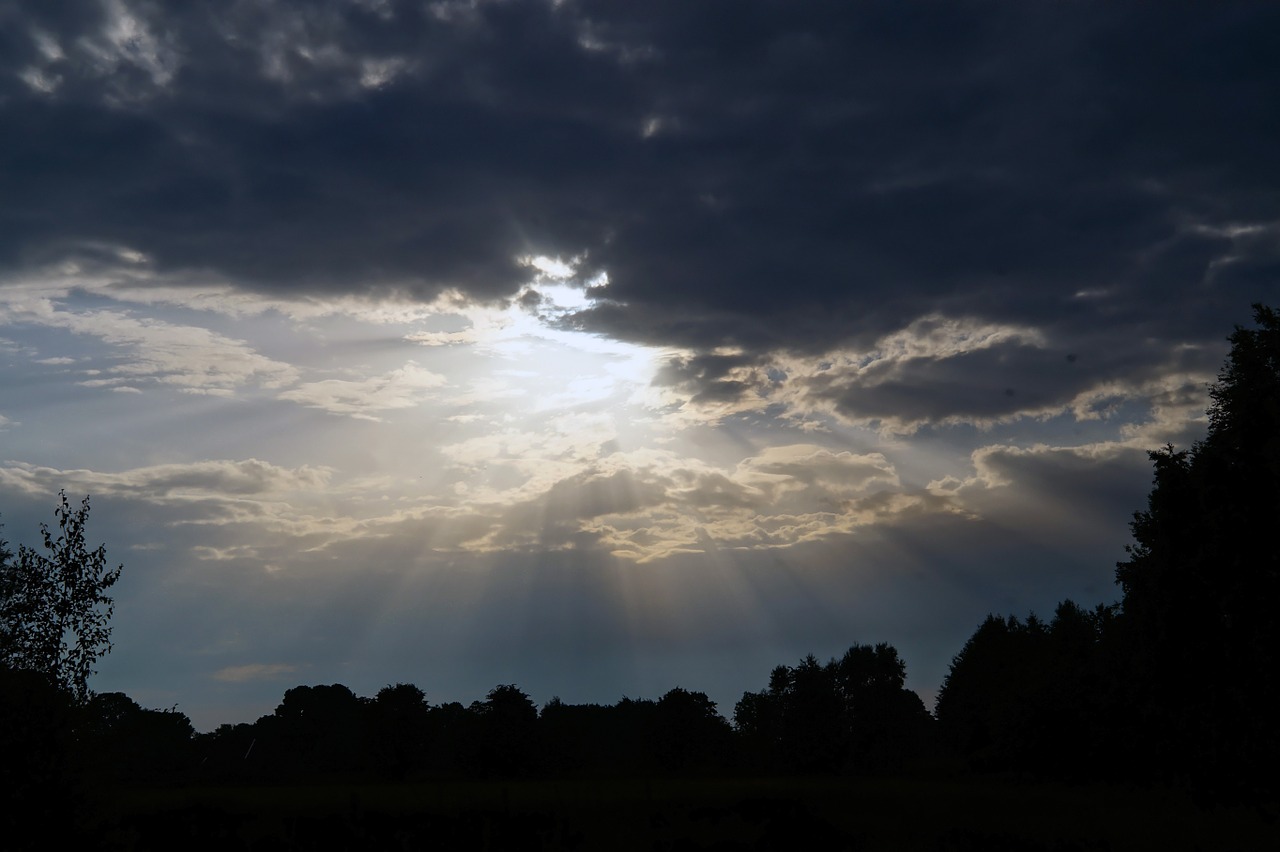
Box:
278 362 447 420
213 663 298 683
0 282 299 394
0 459 331 499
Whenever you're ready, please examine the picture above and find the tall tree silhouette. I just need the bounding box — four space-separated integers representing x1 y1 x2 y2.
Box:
1115 304 1280 779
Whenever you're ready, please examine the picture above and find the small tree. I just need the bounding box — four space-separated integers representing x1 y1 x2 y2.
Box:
0 491 122 702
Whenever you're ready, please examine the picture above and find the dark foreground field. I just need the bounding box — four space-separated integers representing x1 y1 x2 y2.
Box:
93 775 1277 851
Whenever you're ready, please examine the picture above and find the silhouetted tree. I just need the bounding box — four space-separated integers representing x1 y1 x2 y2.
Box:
935 613 1048 772
652 687 732 772
369 682 431 779
0 663 83 846
541 695 717 776
831 642 933 772
736 644 930 774
194 722 261 782
1040 601 1121 776
0 492 122 702
1115 304 1280 781
80 692 194 782
538 696 587 773
732 687 784 770
936 602 1118 777
270 684 368 776
781 654 844 771
427 700 474 776
471 684 538 775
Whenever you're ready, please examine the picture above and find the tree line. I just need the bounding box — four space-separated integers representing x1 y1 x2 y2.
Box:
3 305 1278 796
107 660 930 784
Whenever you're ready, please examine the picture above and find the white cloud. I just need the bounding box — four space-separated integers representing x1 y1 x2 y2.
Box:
278 362 447 419
18 66 61 94
63 312 298 391
0 278 299 394
438 441 949 563
359 56 414 89
0 458 331 499
405 329 480 346
0 259 462 326
736 445 900 495
192 544 261 562
871 314 1048 360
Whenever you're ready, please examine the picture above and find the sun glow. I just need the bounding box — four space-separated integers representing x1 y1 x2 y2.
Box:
409 257 668 412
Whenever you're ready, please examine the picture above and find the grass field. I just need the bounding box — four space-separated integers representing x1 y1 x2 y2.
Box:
95 775 1279 850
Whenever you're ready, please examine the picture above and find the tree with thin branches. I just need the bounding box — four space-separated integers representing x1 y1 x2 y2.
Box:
0 491 122 703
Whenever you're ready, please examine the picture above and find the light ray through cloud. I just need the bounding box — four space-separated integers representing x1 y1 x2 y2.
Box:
1 0 1274 732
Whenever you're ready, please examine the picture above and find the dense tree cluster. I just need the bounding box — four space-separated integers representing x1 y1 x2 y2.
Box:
734 644 932 774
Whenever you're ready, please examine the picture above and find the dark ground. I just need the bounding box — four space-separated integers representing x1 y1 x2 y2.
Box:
90 775 1278 851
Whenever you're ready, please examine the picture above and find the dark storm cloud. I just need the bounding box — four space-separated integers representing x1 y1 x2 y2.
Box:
0 0 634 297
565 2 1280 350
2 0 1277 351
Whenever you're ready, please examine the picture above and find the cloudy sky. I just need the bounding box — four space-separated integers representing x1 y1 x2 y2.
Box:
1 0 1276 729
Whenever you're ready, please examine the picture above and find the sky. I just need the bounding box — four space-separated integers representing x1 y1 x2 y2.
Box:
1 0 1277 731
